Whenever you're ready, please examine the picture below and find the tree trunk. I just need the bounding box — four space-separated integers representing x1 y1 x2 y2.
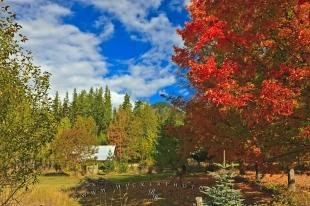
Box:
288 167 296 192
239 160 246 175
255 163 261 181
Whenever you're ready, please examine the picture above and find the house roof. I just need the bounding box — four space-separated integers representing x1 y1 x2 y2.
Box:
92 145 115 161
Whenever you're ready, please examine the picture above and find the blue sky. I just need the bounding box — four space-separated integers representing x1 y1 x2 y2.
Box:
7 0 190 106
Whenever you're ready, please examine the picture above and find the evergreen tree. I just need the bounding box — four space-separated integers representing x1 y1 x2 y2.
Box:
93 87 105 134
52 91 62 122
88 87 95 117
200 163 244 206
122 93 132 111
133 100 143 116
70 88 78 123
103 86 112 131
77 90 88 116
62 92 70 118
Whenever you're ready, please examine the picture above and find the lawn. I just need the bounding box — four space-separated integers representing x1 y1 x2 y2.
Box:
19 173 171 206
20 176 81 206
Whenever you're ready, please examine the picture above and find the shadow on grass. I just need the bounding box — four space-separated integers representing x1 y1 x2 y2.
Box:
67 173 204 206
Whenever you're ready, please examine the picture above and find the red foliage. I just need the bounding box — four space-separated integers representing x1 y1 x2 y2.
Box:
302 125 310 137
173 0 310 125
172 0 310 166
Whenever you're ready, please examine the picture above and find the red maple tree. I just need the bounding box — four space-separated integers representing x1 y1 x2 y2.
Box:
173 0 309 175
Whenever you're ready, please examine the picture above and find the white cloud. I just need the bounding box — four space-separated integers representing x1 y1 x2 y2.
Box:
94 16 115 41
6 0 114 99
6 0 181 103
169 0 186 12
184 0 191 6
77 0 181 97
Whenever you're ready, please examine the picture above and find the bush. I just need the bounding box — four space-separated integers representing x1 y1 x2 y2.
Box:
117 160 128 173
200 163 244 206
99 159 115 174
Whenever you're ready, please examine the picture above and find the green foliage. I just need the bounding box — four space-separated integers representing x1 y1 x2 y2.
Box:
0 3 53 204
116 160 129 173
200 163 244 206
52 91 62 122
54 86 113 145
103 85 112 130
99 152 115 174
109 101 159 167
122 93 132 111
62 92 70 118
155 135 180 170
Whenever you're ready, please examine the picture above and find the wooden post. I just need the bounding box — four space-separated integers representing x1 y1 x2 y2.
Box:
255 163 261 181
288 167 296 192
195 197 203 206
239 160 245 175
223 149 226 167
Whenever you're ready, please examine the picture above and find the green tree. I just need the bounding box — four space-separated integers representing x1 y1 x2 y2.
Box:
200 164 244 206
70 88 78 123
103 85 112 131
0 4 53 205
92 87 104 133
122 93 132 111
62 92 70 118
139 103 158 166
52 91 62 122
153 102 183 170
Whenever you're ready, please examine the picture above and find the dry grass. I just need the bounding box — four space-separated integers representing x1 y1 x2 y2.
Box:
19 176 81 206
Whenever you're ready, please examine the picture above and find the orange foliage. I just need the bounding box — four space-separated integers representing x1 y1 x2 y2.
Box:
173 0 309 125
172 0 310 165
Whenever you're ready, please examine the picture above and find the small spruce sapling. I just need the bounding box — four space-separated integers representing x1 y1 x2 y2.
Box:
200 163 244 206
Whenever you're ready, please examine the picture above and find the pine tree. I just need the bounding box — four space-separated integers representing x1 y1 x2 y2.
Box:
52 91 62 122
122 93 132 111
92 87 104 134
70 88 78 123
103 86 112 131
200 163 244 206
62 92 70 118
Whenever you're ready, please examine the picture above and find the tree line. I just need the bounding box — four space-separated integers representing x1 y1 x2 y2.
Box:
47 88 184 174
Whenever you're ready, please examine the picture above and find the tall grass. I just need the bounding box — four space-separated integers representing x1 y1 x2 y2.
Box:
19 176 80 206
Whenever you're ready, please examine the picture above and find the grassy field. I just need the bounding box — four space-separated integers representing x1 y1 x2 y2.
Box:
19 173 172 206
21 176 81 206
